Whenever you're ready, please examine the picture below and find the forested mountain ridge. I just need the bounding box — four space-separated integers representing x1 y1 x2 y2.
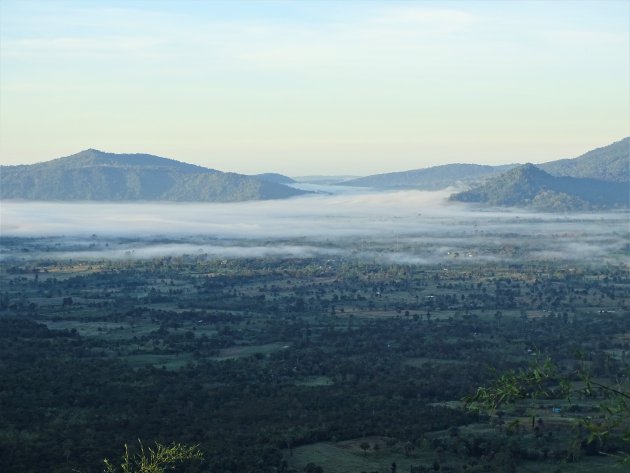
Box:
340 137 629 191
341 163 518 190
251 172 296 185
450 163 629 211
2 138 627 203
539 137 629 182
0 149 306 202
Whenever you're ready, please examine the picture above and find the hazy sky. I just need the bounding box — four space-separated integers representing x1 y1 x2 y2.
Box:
1 1 628 175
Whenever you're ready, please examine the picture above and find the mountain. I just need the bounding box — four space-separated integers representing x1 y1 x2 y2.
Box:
341 163 519 190
450 163 629 211
539 137 629 182
294 175 361 185
338 137 629 190
0 149 307 202
251 173 296 185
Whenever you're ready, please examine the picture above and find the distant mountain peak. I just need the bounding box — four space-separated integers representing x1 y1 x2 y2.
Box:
71 148 112 159
251 173 296 185
510 163 548 178
342 162 517 190
539 137 630 182
1 150 307 202
450 162 628 211
519 162 539 170
48 149 216 173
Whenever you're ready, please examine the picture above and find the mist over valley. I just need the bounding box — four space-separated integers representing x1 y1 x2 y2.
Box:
2 189 627 266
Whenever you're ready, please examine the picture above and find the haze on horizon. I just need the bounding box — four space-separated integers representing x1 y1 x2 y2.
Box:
0 0 628 175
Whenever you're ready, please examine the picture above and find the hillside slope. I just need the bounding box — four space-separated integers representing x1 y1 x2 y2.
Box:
251 173 296 185
342 163 518 190
0 149 306 202
539 137 629 182
450 164 629 211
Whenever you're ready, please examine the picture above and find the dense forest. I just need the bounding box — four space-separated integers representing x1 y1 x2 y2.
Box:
1 249 629 472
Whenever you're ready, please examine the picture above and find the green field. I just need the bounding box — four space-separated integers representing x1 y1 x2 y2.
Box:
211 342 290 360
1 251 628 472
286 438 443 473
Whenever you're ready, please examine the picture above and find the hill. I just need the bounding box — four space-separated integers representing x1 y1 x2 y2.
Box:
450 163 629 211
340 137 629 190
342 163 518 190
294 175 361 185
0 149 306 202
539 137 629 182
251 173 296 185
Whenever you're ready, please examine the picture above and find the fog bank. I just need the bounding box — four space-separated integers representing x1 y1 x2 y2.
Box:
2 191 628 265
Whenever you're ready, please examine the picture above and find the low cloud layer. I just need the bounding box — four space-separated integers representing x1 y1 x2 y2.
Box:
2 190 628 265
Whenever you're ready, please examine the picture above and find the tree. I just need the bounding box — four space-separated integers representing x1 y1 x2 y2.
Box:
403 441 415 457
304 463 324 473
103 441 203 473
359 441 370 456
464 357 630 463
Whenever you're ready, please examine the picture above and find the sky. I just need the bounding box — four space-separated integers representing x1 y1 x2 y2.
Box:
0 0 628 175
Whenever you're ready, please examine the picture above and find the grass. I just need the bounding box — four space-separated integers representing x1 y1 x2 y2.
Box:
123 352 195 370
43 320 159 339
295 376 334 387
404 357 468 368
211 342 290 360
285 438 443 473
287 434 621 473
518 457 621 473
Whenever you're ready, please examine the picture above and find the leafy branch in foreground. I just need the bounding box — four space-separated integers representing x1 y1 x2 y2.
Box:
464 356 630 463
103 441 203 473
464 356 569 411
